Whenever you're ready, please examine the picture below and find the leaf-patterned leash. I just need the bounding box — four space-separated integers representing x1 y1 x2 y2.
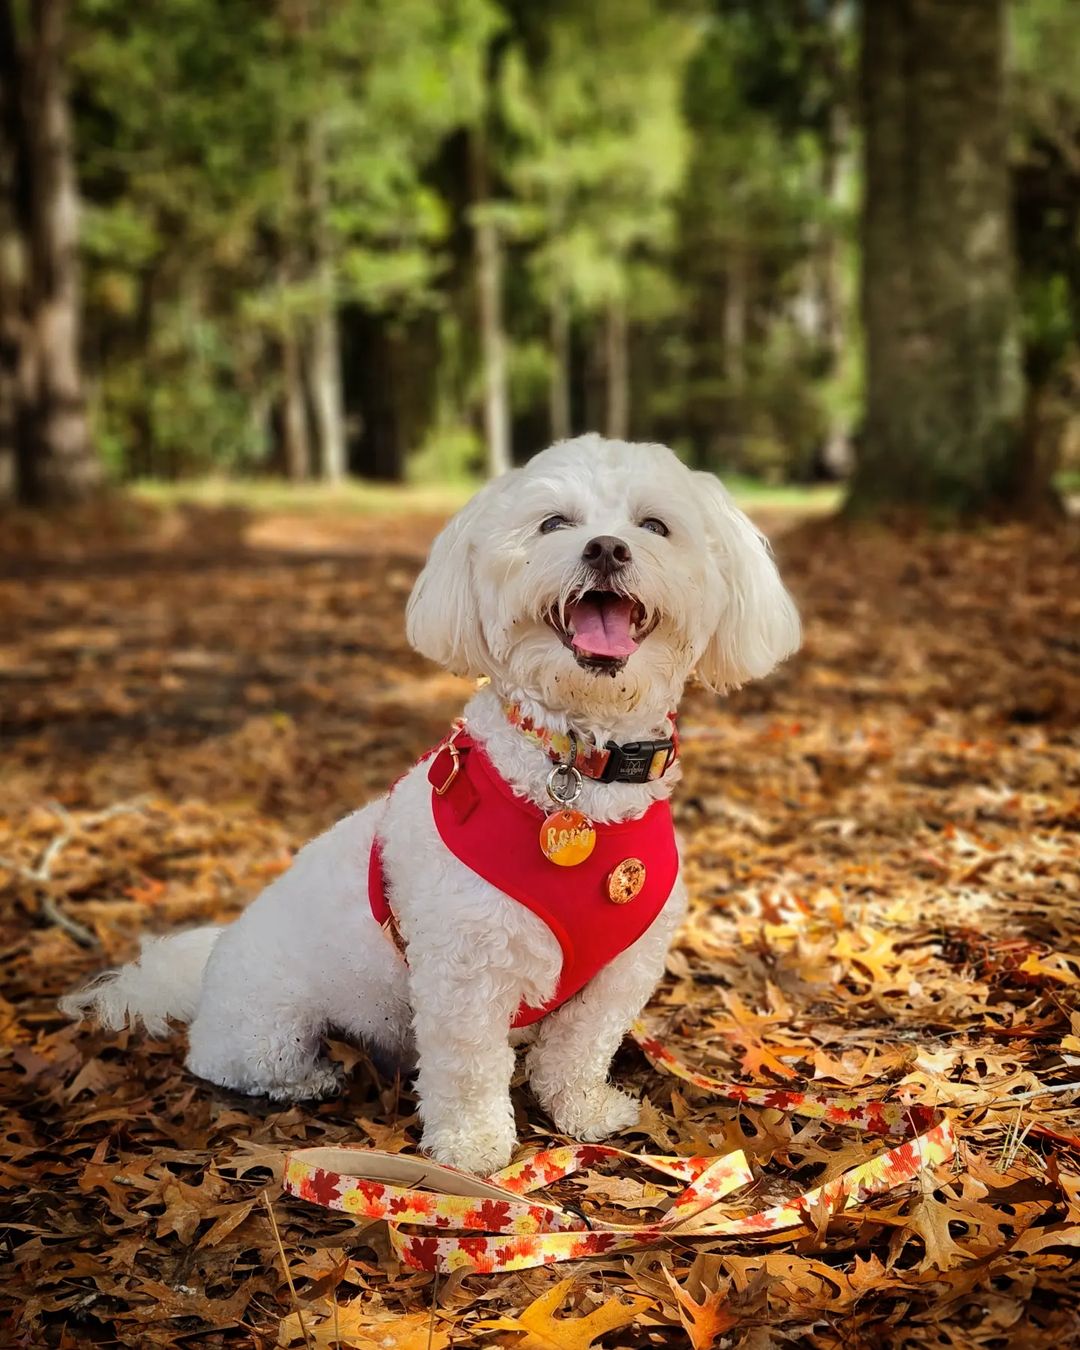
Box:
283 1022 956 1273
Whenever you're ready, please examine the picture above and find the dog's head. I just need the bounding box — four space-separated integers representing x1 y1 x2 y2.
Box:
406 435 800 720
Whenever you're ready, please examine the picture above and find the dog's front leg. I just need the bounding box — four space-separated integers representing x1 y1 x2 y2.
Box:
526 889 685 1141
407 944 521 1175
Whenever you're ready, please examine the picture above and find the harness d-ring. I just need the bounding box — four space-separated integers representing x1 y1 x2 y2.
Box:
432 721 466 796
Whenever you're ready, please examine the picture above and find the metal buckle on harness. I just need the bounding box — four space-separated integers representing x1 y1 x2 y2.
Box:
432 720 466 796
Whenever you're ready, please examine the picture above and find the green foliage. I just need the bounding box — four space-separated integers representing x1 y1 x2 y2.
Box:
72 0 501 478
652 2 859 478
501 0 699 319
1010 0 1080 365
406 425 485 486
62 0 1080 486
1010 0 1080 472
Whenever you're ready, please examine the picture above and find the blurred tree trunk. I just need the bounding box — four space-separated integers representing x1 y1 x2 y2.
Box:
280 321 310 482
305 114 346 483
818 128 853 477
547 190 570 443
549 287 570 441
1 0 100 506
605 298 629 440
469 126 511 476
277 0 344 484
817 0 853 478
722 256 746 391
0 0 22 501
848 0 1045 519
308 293 345 481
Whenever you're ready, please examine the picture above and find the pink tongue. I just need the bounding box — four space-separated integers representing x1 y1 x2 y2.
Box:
568 595 639 659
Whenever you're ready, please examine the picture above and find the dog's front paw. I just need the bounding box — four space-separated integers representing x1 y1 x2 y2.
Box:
265 1061 344 1102
422 1122 515 1177
546 1082 640 1142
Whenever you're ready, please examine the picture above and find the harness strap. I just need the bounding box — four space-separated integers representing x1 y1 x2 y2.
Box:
368 835 407 962
367 722 678 1029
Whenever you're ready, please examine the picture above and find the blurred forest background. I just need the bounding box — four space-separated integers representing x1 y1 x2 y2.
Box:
1 0 1079 514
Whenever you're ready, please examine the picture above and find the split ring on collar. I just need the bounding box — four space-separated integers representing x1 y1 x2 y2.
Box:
546 762 583 806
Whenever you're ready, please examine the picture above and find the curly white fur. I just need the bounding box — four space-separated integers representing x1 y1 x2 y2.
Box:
60 435 799 1174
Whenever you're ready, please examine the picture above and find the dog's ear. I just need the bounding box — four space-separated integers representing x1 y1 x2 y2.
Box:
405 472 519 675
693 472 801 692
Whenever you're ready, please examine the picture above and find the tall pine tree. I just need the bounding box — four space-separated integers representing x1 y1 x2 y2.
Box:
848 0 1035 518
1 0 100 505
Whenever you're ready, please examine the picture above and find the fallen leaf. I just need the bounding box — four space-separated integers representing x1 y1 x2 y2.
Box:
477 1278 653 1349
663 1267 739 1349
896 1190 977 1272
278 1299 452 1349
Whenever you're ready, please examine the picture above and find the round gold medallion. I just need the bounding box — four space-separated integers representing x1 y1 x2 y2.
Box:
539 808 597 867
607 858 646 904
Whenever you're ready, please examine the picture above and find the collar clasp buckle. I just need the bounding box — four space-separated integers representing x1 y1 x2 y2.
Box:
599 737 676 785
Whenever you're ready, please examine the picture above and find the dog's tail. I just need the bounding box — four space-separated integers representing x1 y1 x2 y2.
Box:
59 925 224 1038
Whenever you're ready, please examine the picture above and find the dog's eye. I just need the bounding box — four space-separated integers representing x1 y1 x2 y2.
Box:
640 517 669 537
539 514 571 534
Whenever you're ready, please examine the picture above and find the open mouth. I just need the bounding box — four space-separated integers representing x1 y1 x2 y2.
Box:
546 590 656 672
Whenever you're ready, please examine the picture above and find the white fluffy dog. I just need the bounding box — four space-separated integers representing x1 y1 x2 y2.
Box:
62 435 799 1175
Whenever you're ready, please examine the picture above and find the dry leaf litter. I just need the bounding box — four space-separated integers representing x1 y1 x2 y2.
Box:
1 503 1077 1348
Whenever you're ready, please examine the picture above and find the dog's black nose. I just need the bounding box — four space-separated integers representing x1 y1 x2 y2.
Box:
582 535 632 574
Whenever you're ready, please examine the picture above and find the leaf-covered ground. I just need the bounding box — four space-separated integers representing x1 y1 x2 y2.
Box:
1 502 1078 1349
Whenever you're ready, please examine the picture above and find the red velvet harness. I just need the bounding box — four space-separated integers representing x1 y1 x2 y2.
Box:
368 729 678 1028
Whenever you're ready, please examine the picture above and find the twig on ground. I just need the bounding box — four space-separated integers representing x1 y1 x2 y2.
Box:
263 1190 313 1350
38 892 99 949
995 1081 1080 1105
0 798 147 949
427 1269 441 1350
997 1105 1035 1172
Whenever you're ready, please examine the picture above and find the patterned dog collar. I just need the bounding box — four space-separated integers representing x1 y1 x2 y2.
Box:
503 702 678 785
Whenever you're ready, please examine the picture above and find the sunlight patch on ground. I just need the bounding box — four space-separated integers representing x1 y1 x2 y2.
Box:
132 475 843 521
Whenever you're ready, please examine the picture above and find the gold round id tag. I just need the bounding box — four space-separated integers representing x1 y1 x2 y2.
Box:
607 858 646 904
540 808 596 867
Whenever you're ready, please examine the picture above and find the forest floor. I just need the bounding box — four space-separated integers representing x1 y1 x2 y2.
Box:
1 498 1078 1349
